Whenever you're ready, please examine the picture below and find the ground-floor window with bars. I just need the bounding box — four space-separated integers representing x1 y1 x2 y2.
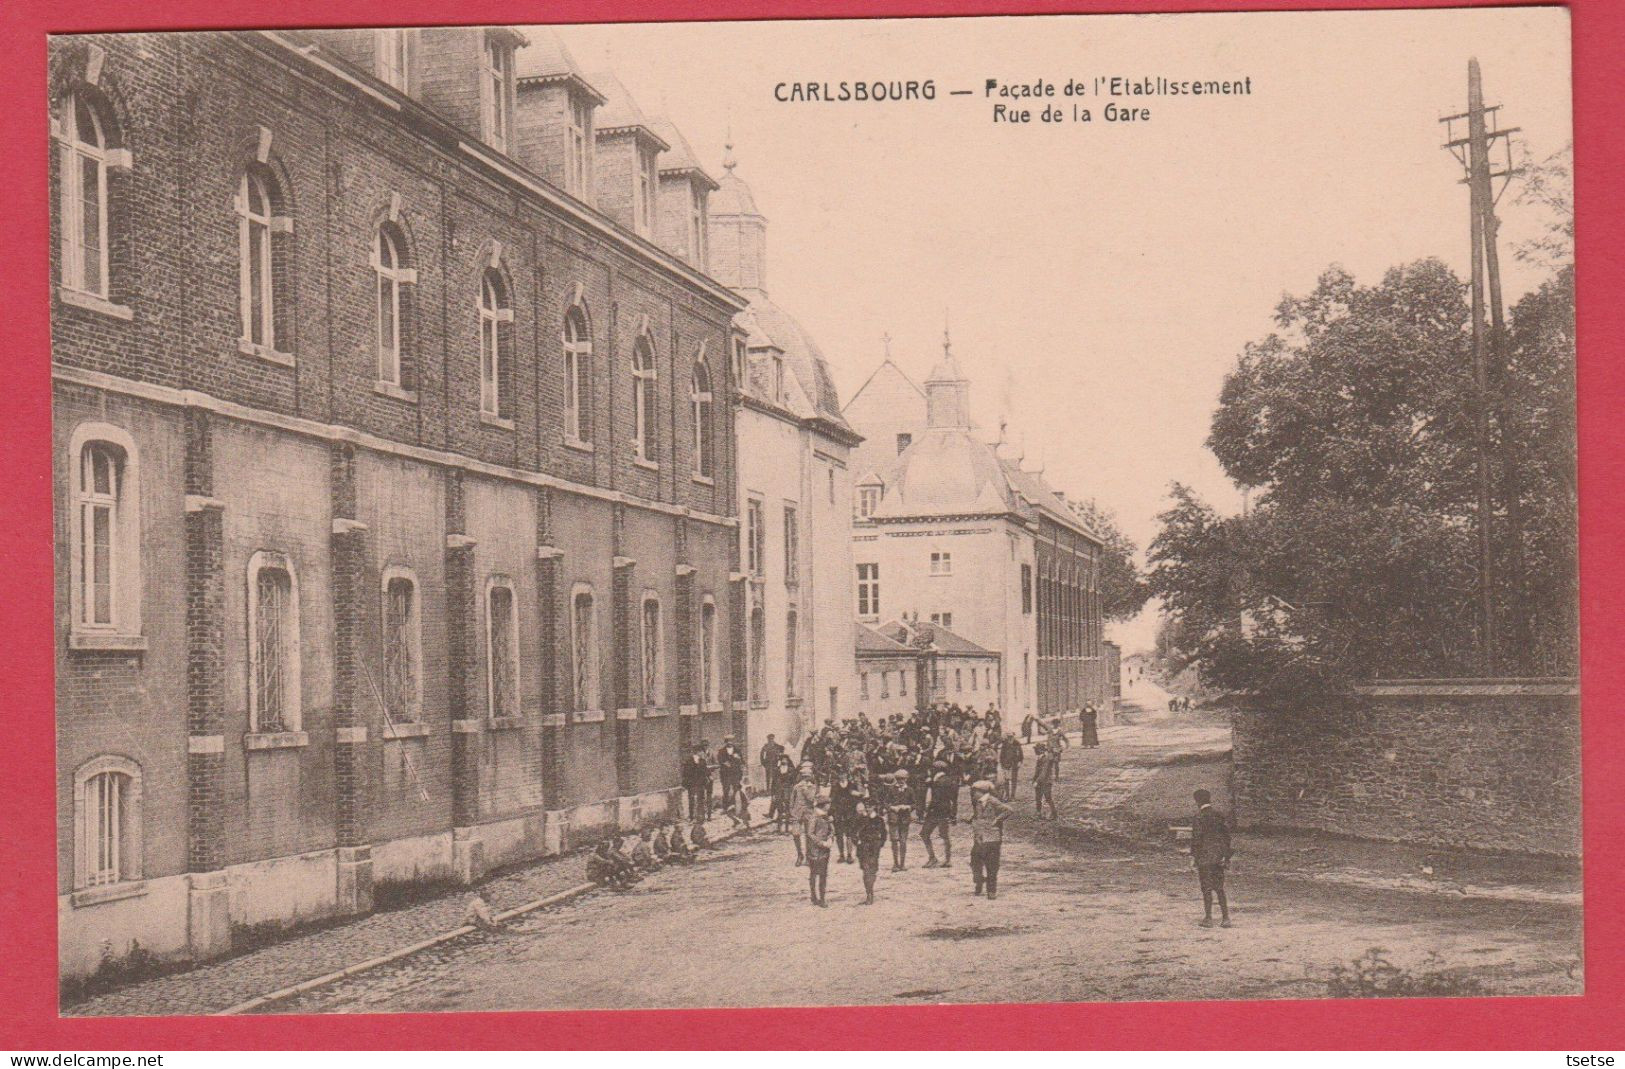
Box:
700 597 717 705
248 552 300 733
749 607 766 700
641 595 663 707
74 757 140 891
383 573 419 722
573 586 597 712
487 581 519 718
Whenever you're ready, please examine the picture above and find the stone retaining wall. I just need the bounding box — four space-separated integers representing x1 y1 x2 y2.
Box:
1230 679 1580 857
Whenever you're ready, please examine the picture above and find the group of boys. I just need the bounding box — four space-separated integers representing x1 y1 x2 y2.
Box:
761 702 1044 906
585 820 713 891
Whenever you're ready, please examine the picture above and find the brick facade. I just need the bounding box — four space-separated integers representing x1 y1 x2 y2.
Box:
51 27 743 981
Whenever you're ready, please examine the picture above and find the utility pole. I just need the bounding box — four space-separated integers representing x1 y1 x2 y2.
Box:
1442 58 1520 675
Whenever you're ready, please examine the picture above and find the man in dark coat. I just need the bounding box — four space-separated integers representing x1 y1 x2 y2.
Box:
1190 789 1234 928
760 734 785 796
682 743 712 820
717 736 745 809
1081 704 1100 747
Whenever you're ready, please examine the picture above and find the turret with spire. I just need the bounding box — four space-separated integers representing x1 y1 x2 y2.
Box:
925 320 971 431
707 136 768 291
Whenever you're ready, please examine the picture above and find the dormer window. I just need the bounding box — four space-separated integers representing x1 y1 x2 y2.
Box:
857 485 881 520
375 29 413 92
481 35 513 153
688 192 707 268
568 94 594 198
771 354 785 402
633 148 658 237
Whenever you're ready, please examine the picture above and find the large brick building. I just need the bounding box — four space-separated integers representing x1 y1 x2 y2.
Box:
50 27 750 980
844 346 1112 720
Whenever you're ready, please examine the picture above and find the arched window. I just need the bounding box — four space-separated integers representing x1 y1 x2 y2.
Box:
59 93 110 298
381 567 421 724
699 595 718 707
562 304 592 443
69 424 140 641
73 756 142 891
479 269 512 419
485 577 519 719
632 334 657 462
571 584 598 713
247 551 301 733
237 168 283 352
79 442 118 627
640 592 663 708
785 609 799 698
691 359 714 479
374 224 414 388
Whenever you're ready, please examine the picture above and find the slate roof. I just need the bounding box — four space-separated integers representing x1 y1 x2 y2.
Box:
648 119 719 190
514 30 607 104
876 619 999 658
711 154 761 217
855 622 915 656
584 70 668 148
737 297 853 431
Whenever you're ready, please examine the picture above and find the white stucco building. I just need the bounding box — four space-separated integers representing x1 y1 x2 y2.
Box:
709 146 862 773
844 345 1113 719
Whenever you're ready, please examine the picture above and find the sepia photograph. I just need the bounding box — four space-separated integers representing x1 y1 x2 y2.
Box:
45 5 1579 1019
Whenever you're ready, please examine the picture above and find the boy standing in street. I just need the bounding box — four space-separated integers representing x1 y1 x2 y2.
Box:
806 797 834 906
854 798 889 904
1034 744 1058 820
969 780 1014 898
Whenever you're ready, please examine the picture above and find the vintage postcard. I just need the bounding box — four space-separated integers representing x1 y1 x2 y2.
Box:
47 6 1577 1017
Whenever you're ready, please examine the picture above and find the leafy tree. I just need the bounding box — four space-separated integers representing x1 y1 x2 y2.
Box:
1152 255 1575 700
1512 143 1573 269
1070 498 1151 622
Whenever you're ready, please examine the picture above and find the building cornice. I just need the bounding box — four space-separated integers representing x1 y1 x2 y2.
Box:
516 72 608 107
739 393 862 446
54 364 740 530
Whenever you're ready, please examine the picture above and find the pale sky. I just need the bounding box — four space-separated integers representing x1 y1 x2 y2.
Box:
542 8 1572 652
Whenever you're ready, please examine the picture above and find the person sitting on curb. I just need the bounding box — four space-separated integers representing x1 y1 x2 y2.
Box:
587 839 638 890
666 824 696 864
630 827 660 872
652 823 672 864
690 819 713 852
461 891 501 930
